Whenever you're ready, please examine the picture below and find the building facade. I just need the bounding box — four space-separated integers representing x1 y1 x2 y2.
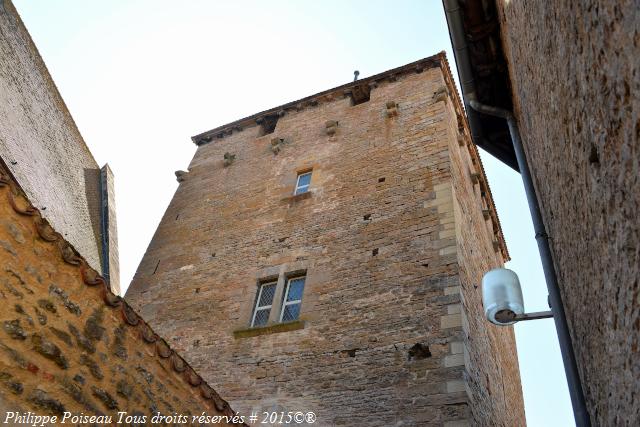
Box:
0 0 119 294
126 53 525 426
443 1 638 424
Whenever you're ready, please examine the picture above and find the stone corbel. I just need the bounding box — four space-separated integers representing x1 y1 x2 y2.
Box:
223 152 236 167
433 86 448 103
325 120 338 136
175 170 189 183
271 138 287 154
385 101 399 117
457 113 465 134
470 172 480 185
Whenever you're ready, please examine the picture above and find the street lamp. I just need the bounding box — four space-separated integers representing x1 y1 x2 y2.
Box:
482 268 553 325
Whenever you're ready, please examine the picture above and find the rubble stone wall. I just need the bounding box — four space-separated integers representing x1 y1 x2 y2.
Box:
496 1 639 424
0 164 236 425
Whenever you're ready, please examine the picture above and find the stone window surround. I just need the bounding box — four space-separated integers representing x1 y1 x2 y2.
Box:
233 265 308 339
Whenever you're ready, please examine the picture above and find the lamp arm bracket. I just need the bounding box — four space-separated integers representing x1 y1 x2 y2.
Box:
514 311 554 322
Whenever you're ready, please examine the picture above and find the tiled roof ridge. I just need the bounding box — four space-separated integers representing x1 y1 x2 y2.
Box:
437 51 510 261
191 53 442 145
0 158 247 426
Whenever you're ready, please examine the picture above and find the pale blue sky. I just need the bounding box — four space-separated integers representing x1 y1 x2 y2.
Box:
14 1 573 425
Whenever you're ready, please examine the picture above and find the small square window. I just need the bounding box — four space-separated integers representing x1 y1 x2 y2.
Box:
251 281 277 327
280 276 306 322
294 172 312 195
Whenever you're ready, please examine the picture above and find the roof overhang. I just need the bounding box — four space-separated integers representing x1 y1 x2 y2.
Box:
442 0 518 171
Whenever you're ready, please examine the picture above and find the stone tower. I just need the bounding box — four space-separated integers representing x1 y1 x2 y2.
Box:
126 53 525 426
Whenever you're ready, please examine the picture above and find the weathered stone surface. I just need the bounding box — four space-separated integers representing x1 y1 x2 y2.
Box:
0 1 119 295
3 319 27 340
0 165 237 423
27 388 66 415
91 386 119 410
495 1 639 424
32 334 69 369
127 56 523 426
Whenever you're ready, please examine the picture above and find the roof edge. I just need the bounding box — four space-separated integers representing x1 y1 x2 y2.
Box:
191 54 443 145
437 52 510 261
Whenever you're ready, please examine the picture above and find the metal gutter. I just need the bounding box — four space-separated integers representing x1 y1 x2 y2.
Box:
442 0 518 171
99 167 110 286
443 0 591 425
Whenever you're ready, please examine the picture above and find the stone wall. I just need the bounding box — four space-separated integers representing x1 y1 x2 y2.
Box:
127 56 523 426
441 61 525 426
0 162 239 425
0 0 119 292
495 1 639 425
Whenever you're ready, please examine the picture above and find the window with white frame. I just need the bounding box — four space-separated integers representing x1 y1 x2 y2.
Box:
280 276 306 322
294 171 312 195
251 281 277 327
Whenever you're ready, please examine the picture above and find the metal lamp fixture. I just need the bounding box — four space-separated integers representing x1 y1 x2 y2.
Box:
482 268 553 325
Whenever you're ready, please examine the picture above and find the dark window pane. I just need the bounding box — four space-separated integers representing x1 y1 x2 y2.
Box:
253 308 270 327
281 303 301 322
286 278 305 301
258 283 277 307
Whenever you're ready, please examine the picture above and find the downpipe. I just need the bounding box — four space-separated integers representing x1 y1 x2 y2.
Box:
468 100 591 427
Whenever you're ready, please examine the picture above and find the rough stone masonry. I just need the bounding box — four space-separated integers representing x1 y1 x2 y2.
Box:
126 53 525 426
0 162 239 425
0 0 120 295
495 1 639 425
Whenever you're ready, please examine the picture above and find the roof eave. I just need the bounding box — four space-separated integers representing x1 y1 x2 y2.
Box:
442 0 518 171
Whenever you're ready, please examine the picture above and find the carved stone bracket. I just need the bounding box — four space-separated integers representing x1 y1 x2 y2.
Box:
223 152 236 167
270 138 287 155
433 86 448 103
325 121 338 136
386 101 399 117
457 113 465 134
175 170 188 183
470 172 480 185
